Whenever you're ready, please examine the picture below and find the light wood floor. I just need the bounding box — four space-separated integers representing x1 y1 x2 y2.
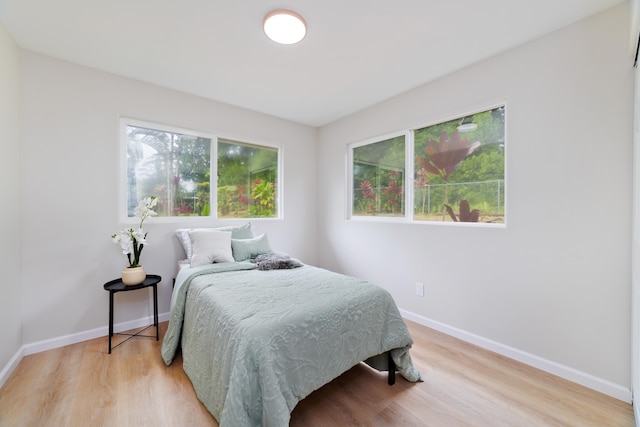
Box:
0 320 634 426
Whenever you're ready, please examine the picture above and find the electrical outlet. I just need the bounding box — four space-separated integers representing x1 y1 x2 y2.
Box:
415 282 424 297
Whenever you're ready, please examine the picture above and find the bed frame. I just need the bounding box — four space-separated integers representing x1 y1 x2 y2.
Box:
387 352 396 385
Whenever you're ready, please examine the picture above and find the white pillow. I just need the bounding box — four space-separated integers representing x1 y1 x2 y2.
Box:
188 230 234 267
176 223 253 260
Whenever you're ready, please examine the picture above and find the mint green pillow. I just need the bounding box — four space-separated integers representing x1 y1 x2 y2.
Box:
231 234 272 261
217 222 254 239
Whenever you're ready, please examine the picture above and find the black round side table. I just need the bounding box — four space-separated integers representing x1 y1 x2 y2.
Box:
103 274 161 354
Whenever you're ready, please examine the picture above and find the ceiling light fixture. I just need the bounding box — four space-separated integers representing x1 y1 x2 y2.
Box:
263 10 307 45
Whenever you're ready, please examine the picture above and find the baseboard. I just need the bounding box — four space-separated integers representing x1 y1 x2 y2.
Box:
5 310 633 404
23 312 170 356
0 346 25 390
400 309 633 404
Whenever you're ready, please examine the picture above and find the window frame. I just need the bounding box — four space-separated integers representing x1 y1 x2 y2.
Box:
119 118 283 224
347 130 412 222
346 103 507 227
215 137 283 221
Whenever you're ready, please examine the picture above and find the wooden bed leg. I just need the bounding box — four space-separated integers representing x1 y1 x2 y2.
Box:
388 352 396 386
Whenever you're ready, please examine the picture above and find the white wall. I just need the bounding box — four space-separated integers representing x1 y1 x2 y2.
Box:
632 63 640 421
632 1 640 414
2 1 635 404
0 24 22 384
19 51 317 345
317 3 633 398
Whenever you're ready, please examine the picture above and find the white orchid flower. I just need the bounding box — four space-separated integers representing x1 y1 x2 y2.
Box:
112 196 157 268
132 228 147 244
120 242 133 255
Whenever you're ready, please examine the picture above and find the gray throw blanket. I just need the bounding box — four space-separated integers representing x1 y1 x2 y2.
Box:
251 253 303 270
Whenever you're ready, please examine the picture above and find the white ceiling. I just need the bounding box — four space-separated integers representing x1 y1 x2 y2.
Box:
0 0 626 127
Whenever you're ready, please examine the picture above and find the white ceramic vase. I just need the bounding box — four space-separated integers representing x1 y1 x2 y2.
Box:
121 266 146 286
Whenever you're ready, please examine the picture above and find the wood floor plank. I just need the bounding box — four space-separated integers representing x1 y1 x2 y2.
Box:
0 320 633 426
68 339 116 426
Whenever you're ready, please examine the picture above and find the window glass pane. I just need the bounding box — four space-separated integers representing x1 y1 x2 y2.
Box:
217 139 278 218
413 105 505 223
126 125 211 217
352 136 405 217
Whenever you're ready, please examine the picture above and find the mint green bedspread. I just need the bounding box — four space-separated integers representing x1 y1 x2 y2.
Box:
161 262 421 427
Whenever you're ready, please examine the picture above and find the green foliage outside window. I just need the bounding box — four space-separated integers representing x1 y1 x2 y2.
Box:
350 105 505 223
126 125 211 218
353 136 405 217
124 122 279 220
414 106 505 223
217 139 278 218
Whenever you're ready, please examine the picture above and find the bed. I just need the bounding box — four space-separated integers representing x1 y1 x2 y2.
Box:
161 226 421 427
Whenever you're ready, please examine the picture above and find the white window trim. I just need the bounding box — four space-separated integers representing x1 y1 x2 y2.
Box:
346 102 507 227
118 117 283 224
346 130 411 221
216 135 284 222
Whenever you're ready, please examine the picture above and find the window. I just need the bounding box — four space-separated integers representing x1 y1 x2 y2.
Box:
414 106 505 223
217 139 278 219
351 134 406 217
121 119 280 221
349 105 506 224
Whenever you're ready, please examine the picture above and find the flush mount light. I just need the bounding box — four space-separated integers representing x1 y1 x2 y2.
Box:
263 10 307 44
